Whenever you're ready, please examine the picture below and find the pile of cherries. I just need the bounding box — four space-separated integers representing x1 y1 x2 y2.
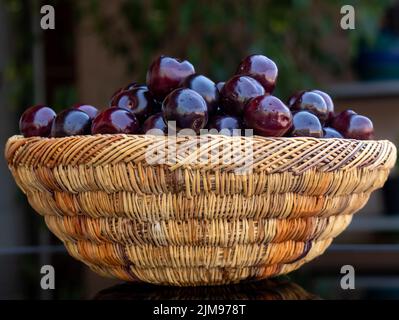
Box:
19 54 374 140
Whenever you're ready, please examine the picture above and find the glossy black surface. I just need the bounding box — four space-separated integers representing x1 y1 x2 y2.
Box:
2 242 399 299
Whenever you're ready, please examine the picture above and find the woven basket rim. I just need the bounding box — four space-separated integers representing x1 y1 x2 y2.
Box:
5 133 396 143
5 134 397 174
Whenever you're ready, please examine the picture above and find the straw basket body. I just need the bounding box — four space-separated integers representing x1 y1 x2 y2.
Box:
5 134 397 286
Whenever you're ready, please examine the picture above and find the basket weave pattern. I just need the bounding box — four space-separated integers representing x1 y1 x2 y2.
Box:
5 134 396 286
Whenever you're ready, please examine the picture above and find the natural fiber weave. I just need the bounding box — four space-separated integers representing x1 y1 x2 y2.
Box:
5 134 397 286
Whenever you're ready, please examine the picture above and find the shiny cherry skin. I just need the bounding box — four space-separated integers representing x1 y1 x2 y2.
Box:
162 88 208 134
220 75 265 116
216 82 225 93
244 95 292 137
291 91 328 124
109 83 147 107
146 56 195 100
51 109 91 137
289 111 323 138
287 90 306 108
236 54 278 93
111 87 158 123
323 127 343 138
206 115 242 135
91 107 140 134
331 109 357 134
19 105 56 137
312 89 334 123
183 74 219 115
345 115 374 140
124 82 147 91
142 112 167 134
73 104 99 120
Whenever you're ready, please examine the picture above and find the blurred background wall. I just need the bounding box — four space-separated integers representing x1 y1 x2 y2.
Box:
1 0 399 298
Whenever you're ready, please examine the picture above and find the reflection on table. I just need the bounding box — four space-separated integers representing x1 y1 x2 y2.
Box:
93 278 319 300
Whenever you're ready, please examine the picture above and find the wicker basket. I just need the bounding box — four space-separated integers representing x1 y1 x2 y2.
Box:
5 134 397 286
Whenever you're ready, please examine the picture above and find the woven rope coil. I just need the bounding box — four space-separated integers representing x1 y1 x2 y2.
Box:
5 134 397 286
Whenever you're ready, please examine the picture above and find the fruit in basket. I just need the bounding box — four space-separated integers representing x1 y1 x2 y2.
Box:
146 56 195 100
290 111 323 138
125 82 147 91
92 107 140 134
19 105 56 137
311 89 334 123
236 54 278 93
207 115 242 135
290 91 328 124
331 109 357 134
162 88 208 133
51 109 91 137
244 95 292 137
345 115 374 140
183 74 219 115
216 81 225 93
287 90 306 108
16 53 377 140
142 112 168 134
111 87 158 123
220 75 265 116
323 127 343 138
73 104 99 120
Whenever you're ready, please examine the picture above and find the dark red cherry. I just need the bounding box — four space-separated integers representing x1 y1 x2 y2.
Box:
312 90 334 123
73 104 99 120
91 107 140 134
142 112 167 135
146 56 195 100
51 109 91 137
124 82 147 91
291 91 328 124
244 95 292 137
19 105 56 137
287 90 306 108
345 115 374 140
220 75 265 116
236 54 278 93
289 111 323 138
183 74 219 114
109 83 147 107
331 109 357 134
111 87 158 123
206 115 242 135
162 88 208 134
323 127 343 138
216 82 225 93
